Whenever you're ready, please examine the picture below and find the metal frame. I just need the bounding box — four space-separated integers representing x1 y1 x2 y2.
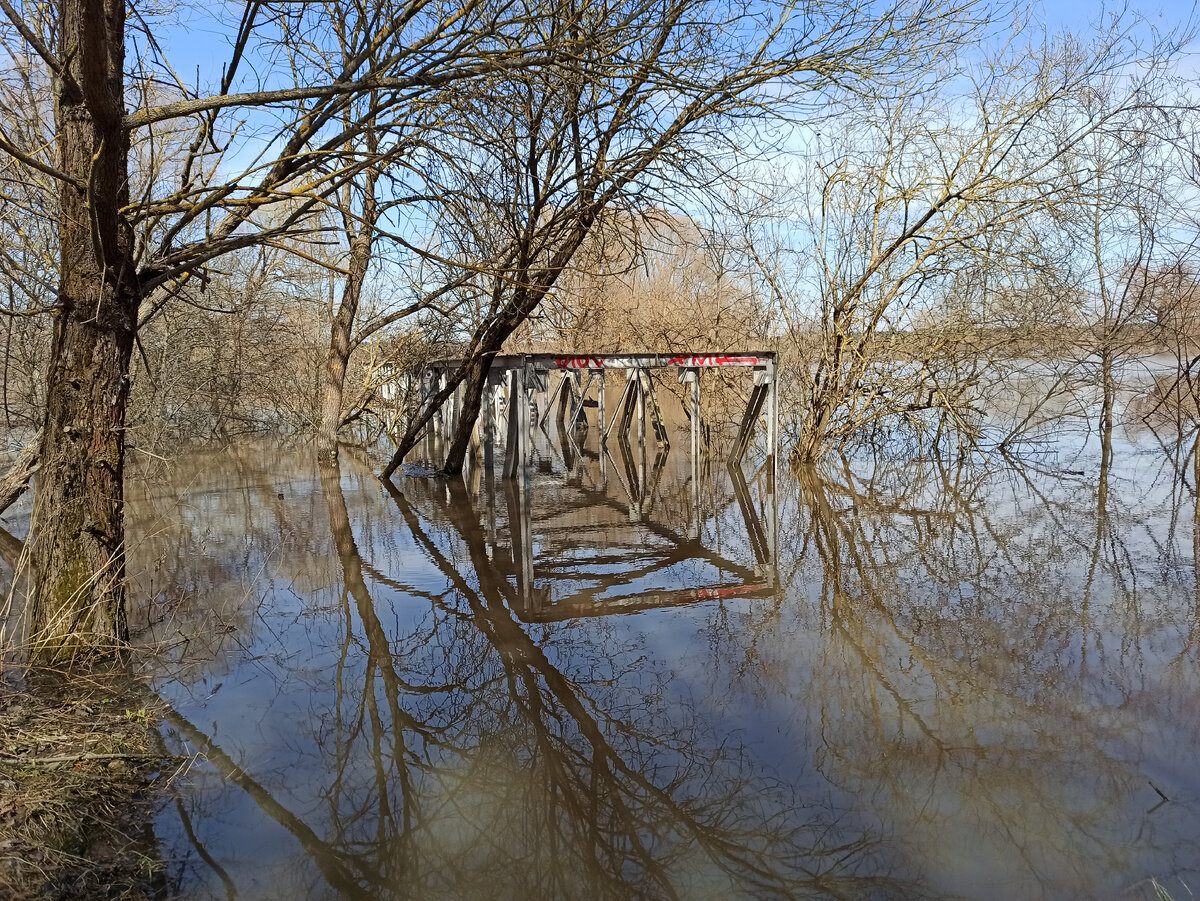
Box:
423 351 778 484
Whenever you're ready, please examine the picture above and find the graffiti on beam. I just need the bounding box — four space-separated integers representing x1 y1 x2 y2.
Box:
554 356 607 369
666 355 760 367
551 354 762 369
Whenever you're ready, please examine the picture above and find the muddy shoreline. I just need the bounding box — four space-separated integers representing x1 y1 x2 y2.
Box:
0 670 177 900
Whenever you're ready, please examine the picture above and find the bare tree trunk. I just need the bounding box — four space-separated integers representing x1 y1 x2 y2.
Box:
437 228 599 476
316 175 377 463
316 236 371 461
27 0 136 662
441 356 491 474
419 310 527 477
316 326 353 463
381 319 520 479
379 373 460 479
793 377 837 465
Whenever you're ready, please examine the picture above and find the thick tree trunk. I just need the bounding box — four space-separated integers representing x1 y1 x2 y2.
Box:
316 277 358 462
791 419 825 466
381 335 510 480
379 372 463 479
383 339 506 480
395 308 546 477
27 0 137 662
316 179 376 463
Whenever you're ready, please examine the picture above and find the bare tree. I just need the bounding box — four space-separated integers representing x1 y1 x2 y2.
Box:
532 211 764 354
0 0 564 660
1056 72 1189 457
381 0 985 478
129 241 332 447
740 20 1189 463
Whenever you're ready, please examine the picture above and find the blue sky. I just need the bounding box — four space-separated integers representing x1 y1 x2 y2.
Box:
151 0 1195 96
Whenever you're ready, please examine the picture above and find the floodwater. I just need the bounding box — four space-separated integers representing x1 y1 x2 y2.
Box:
121 372 1200 899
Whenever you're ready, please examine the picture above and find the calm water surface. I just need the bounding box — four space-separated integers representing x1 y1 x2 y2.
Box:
125 382 1200 899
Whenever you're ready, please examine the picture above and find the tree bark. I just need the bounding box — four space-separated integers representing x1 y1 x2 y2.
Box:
316 177 376 463
27 0 137 662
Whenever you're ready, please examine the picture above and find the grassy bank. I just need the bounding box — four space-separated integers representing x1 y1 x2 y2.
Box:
0 670 176 900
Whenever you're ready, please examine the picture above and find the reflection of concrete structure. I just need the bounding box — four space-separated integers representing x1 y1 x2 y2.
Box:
415 449 779 623
509 463 778 624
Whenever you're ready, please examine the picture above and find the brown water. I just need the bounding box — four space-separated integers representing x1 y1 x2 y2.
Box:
120 380 1200 899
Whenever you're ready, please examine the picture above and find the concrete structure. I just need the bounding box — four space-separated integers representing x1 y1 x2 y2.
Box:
420 351 779 481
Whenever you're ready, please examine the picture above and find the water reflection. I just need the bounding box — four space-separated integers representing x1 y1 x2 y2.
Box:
375 472 888 898
415 462 775 621
139 445 900 899
784 424 1200 896
115 402 1200 898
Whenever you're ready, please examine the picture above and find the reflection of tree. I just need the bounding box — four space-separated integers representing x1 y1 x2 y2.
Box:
147 434 1200 898
319 462 448 891
383 476 906 898
1139 410 1200 673
162 701 380 899
158 452 917 898
787 453 1200 894
125 445 339 677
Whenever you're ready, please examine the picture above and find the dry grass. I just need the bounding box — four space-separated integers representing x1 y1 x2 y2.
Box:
0 668 181 900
